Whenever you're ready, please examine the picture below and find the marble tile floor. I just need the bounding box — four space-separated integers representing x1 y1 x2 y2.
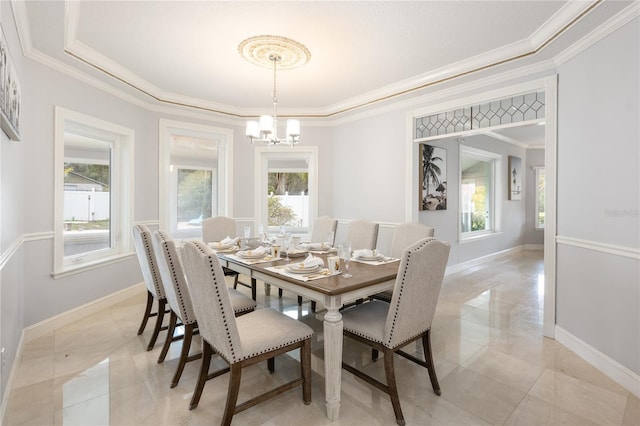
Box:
4 251 639 425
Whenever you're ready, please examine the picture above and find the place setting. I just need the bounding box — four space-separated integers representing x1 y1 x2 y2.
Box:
350 248 399 266
206 236 240 253
225 245 274 264
267 253 341 281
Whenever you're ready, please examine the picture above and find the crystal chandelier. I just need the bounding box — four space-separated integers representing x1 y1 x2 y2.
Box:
239 35 310 146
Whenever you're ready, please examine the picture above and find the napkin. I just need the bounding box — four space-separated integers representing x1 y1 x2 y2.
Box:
220 236 239 246
238 246 266 256
353 248 376 258
301 253 324 268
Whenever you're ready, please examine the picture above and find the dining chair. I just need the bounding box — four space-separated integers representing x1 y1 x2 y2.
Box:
201 216 246 293
180 241 313 425
298 216 338 310
345 219 379 250
370 222 435 303
132 224 169 351
340 237 450 426
151 231 257 388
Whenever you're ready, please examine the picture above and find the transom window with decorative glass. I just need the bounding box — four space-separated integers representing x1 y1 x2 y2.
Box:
459 145 500 239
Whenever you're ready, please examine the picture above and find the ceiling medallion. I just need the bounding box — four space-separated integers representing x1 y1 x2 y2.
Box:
238 35 310 70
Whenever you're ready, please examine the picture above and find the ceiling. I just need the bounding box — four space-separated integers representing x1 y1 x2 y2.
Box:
14 1 633 146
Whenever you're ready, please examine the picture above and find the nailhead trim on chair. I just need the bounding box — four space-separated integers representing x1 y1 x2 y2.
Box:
207 255 238 363
138 226 165 299
242 333 313 360
160 237 195 325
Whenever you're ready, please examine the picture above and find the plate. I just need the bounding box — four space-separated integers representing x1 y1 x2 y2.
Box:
302 243 330 250
208 242 235 250
356 254 385 261
286 264 320 274
237 250 266 259
286 249 309 258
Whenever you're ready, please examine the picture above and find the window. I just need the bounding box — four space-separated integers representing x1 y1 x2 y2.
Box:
159 120 232 238
535 167 545 229
54 107 134 276
459 145 500 239
255 146 318 237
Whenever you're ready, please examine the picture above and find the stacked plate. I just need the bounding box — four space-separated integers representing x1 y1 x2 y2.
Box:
236 249 266 259
208 241 235 250
286 262 321 274
355 253 385 261
301 243 330 250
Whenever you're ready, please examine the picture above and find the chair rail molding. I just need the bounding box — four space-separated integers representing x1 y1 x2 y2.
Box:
556 235 640 260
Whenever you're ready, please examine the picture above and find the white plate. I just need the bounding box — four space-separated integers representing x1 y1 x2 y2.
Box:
301 243 329 250
286 249 309 258
356 254 385 261
237 251 266 259
208 242 234 250
286 264 320 274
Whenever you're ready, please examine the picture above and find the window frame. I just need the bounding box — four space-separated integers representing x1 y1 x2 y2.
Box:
53 107 134 278
159 119 233 239
459 144 502 241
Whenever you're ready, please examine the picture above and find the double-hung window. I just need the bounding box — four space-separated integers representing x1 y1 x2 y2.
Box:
459 145 500 240
54 108 134 276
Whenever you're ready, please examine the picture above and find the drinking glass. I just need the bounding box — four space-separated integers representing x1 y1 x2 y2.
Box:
338 243 352 278
283 233 291 262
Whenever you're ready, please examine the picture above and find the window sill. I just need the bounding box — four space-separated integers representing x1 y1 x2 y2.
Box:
459 231 503 244
52 252 135 279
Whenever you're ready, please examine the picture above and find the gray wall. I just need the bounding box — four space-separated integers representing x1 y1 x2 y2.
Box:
556 17 639 375
525 148 545 246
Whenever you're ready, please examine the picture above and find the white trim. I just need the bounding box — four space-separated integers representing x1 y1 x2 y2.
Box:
445 246 523 276
0 237 22 271
556 236 640 260
22 231 54 242
556 326 640 399
50 252 136 280
525 244 544 251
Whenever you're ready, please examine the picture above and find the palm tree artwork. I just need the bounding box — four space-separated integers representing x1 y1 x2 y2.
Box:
420 144 447 211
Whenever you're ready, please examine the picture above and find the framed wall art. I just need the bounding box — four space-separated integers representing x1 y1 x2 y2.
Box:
419 144 447 211
0 24 21 141
508 155 522 200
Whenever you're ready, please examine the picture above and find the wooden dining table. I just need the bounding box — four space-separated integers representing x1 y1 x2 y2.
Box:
217 251 399 421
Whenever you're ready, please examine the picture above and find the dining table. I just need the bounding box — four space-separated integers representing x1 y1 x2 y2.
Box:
216 249 400 421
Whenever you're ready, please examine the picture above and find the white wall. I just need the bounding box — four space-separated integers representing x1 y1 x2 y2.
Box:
556 17 639 375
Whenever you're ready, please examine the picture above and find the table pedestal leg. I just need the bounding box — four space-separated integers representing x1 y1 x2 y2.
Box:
323 295 342 421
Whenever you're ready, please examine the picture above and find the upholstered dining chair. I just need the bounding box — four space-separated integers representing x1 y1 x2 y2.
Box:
201 216 245 292
340 238 450 426
151 231 257 388
132 224 168 351
180 241 313 425
371 222 435 303
345 219 379 250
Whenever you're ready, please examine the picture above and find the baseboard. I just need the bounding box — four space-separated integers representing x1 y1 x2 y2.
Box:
556 326 640 399
445 245 524 276
524 244 544 250
23 282 146 343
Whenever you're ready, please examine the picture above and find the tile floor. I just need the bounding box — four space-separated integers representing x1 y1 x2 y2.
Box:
3 251 639 425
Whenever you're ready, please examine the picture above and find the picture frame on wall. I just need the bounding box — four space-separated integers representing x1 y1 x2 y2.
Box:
508 155 522 200
419 144 447 211
0 24 21 141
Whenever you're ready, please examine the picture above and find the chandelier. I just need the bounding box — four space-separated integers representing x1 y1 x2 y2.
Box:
239 36 310 146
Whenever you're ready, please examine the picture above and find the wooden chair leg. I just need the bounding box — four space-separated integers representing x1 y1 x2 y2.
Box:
297 296 303 306
422 330 441 395
372 348 379 362
171 323 195 388
301 339 312 404
383 349 405 426
147 298 167 351
251 278 257 301
311 301 317 312
233 273 239 289
278 288 283 298
157 311 177 363
189 341 213 410
268 357 275 373
137 291 154 335
222 363 243 426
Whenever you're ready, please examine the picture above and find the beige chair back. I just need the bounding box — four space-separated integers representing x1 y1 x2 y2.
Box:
202 216 237 242
181 241 243 364
390 222 435 258
132 224 165 299
346 219 379 250
151 231 197 325
310 216 338 244
384 238 449 348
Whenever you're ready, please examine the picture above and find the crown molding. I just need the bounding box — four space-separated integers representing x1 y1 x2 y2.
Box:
11 0 633 125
